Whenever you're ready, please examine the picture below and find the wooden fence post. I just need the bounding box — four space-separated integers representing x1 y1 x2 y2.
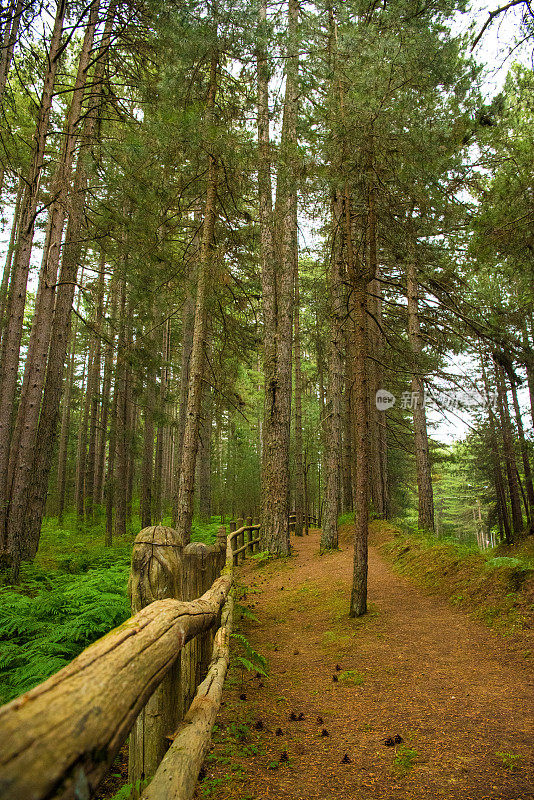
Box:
229 519 237 566
236 517 244 564
181 531 226 712
246 516 253 555
128 526 183 793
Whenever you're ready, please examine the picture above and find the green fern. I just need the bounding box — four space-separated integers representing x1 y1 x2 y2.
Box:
231 633 268 677
0 516 219 705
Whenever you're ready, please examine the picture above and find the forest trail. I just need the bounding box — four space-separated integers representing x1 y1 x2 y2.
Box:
204 525 534 800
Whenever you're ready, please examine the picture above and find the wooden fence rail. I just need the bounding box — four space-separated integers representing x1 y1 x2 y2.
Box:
0 508 315 800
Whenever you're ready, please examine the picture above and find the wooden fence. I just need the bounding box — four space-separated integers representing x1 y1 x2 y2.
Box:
0 511 315 800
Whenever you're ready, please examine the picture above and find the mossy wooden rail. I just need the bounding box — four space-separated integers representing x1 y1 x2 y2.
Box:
0 522 259 800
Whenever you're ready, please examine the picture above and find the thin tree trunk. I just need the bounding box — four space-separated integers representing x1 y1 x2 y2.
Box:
154 319 170 522
321 194 343 551
346 191 370 618
57 339 76 524
75 350 90 522
293 264 305 537
20 7 116 561
114 285 129 539
494 360 523 538
259 0 298 556
406 252 434 532
174 42 219 547
140 322 157 529
508 375 534 518
0 0 66 560
342 354 353 513
172 287 195 524
0 176 23 331
95 316 114 506
0 0 24 104
481 354 512 544
197 382 212 523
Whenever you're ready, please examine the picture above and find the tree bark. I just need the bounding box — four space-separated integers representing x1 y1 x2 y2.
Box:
406 253 434 532
174 41 219 547
154 319 170 522
0 0 24 104
293 264 305 536
197 381 213 523
0 0 66 558
346 192 370 618
0 176 23 331
508 373 534 519
321 194 344 551
20 7 116 561
259 0 298 556
494 359 523 538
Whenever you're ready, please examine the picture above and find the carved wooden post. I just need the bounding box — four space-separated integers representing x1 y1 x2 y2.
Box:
128 526 183 793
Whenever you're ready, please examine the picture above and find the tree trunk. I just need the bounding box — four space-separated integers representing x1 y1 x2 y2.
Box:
508 374 534 519
0 176 23 331
114 284 129 539
0 0 24 104
406 254 434 532
259 0 298 556
154 319 170 522
0 0 66 560
57 332 76 524
19 7 116 561
174 43 219 547
197 382 213 523
293 264 305 537
481 354 512 544
141 323 158 528
342 353 353 513
494 359 523 538
75 348 91 522
321 194 344 551
346 191 370 618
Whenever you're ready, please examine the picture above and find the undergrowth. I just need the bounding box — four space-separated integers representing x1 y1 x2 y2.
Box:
0 513 222 704
375 521 534 635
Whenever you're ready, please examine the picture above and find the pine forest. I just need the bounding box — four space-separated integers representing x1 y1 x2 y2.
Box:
0 1 533 799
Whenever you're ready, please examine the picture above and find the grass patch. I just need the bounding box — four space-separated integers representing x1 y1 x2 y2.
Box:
393 745 418 777
337 669 364 686
495 750 522 771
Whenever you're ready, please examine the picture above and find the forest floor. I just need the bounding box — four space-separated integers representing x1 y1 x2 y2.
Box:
199 522 534 800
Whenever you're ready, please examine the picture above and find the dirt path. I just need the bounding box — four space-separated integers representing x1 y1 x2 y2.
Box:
202 528 533 800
